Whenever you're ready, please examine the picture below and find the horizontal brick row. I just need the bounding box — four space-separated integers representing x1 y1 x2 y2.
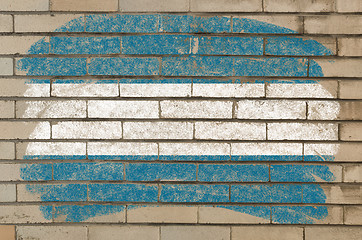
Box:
0 14 360 34
1 205 361 225
0 163 343 183
1 0 361 13
7 183 359 204
1 57 360 77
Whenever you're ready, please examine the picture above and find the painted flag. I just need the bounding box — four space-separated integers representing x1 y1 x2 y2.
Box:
12 14 342 224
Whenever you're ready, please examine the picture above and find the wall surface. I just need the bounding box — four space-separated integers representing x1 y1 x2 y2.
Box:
0 0 361 239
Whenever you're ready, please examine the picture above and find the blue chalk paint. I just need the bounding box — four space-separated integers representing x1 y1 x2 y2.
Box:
55 17 85 32
54 163 124 181
53 79 118 84
17 58 87 76
126 163 196 181
160 184 229 203
233 17 297 34
197 36 263 55
20 164 52 181
271 165 336 182
302 184 327 203
88 155 158 161
159 155 230 161
54 205 125 222
265 37 333 56
231 184 303 203
198 164 269 182
88 57 159 76
309 59 325 77
272 206 328 224
26 184 87 202
231 155 303 161
122 35 190 55
51 37 121 54
88 184 158 202
27 37 49 55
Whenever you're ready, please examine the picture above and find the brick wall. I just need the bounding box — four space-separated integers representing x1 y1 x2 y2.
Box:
0 0 361 239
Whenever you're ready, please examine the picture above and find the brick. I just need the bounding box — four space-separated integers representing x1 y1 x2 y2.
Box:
193 81 264 98
199 206 270 224
196 36 263 55
16 58 87 76
88 184 158 202
160 100 233 119
0 0 49 11
305 227 362 240
16 100 86 118
336 0 362 12
0 205 51 223
195 122 265 140
340 123 362 141
88 142 158 159
159 143 230 161
198 164 268 182
18 184 87 202
0 101 14 118
50 37 120 54
162 56 233 76
17 226 87 240
338 38 362 56
237 100 306 119
86 14 159 33
89 57 159 76
89 226 159 240
340 81 362 99
0 122 50 139
0 225 14 240
265 37 336 56
161 226 230 240
304 143 362 162
0 164 22 181
123 122 193 139
191 0 261 12
264 0 334 12
52 80 118 97
0 36 49 54
127 206 197 223
0 15 12 33
232 226 303 240
268 123 338 140
303 185 362 204
88 100 158 118
232 16 302 34
53 205 125 223
0 79 50 97
345 206 362 225
15 15 84 32
0 58 13 76
310 59 362 77
305 16 362 34
120 0 189 12
0 185 16 202
309 101 362 120
51 0 118 11
16 142 86 159
270 164 342 182
273 206 343 224
119 79 191 97
266 80 337 99
231 184 302 203
126 163 196 181
0 142 15 159
160 15 231 33
122 35 190 55
52 121 122 139
54 163 124 180
231 143 303 161
160 184 229 202
344 165 362 182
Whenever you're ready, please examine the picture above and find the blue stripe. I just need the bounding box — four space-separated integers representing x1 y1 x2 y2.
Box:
270 165 336 182
54 205 125 222
50 37 121 54
272 206 328 224
231 155 303 161
26 184 87 202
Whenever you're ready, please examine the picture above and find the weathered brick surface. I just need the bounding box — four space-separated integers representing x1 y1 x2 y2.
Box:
0 0 361 238
0 225 15 240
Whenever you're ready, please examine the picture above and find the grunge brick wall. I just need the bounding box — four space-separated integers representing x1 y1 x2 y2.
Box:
0 0 361 239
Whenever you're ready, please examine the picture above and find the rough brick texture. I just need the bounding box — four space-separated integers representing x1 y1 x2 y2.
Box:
1 0 362 240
